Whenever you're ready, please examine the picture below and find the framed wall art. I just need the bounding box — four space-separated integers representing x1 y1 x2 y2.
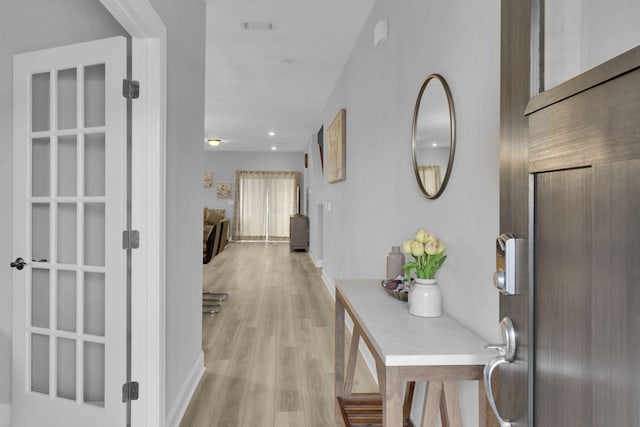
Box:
203 172 213 188
317 125 324 174
327 108 346 183
216 183 232 198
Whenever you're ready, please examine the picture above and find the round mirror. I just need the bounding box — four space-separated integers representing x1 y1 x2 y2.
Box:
411 74 456 199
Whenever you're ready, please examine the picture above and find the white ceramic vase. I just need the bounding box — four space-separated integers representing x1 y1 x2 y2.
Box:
409 278 442 317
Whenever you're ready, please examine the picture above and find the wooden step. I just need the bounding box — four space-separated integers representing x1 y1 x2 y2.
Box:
337 394 414 427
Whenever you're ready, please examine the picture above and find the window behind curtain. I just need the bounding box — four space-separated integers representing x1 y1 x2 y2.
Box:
233 170 300 241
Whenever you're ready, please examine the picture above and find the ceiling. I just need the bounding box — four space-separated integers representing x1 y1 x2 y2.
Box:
203 0 376 152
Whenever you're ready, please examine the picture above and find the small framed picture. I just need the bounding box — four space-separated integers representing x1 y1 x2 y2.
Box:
203 172 213 188
216 183 231 198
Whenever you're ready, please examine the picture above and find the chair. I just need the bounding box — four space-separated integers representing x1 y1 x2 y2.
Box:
202 291 229 314
202 208 230 313
203 217 229 264
203 222 217 264
218 219 229 253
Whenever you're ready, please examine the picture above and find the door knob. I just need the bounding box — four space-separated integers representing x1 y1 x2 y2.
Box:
484 317 516 427
10 257 26 270
493 270 506 290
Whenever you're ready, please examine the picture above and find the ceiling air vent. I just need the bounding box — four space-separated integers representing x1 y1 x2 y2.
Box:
241 21 276 31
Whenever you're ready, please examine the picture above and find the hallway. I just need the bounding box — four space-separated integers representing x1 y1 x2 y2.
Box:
180 242 377 427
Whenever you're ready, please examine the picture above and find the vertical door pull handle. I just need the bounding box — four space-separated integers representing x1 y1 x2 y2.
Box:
483 317 516 427
484 355 512 427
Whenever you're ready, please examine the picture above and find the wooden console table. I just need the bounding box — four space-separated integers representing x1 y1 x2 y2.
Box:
335 280 494 427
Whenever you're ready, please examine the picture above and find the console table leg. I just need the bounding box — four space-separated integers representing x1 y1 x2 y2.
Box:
441 382 462 427
383 366 404 427
421 381 443 427
376 359 385 394
479 376 500 427
335 297 345 423
344 330 360 395
403 381 416 423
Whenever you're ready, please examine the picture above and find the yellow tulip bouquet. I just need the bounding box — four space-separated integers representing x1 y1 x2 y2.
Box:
401 229 447 280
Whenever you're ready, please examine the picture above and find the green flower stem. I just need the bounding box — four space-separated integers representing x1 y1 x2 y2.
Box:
403 253 447 280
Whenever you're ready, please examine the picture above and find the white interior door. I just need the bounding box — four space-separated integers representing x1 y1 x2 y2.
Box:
11 36 127 427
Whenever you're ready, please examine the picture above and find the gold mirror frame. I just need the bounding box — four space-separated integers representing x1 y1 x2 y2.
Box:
411 73 456 199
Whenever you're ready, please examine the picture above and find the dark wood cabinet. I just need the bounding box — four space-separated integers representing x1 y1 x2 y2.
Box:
289 214 309 251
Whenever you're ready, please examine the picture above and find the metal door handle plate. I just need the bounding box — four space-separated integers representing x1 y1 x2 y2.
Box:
494 234 526 295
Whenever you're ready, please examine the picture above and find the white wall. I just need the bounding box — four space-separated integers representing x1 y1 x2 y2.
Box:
0 0 128 409
0 1 206 424
200 150 305 233
307 0 501 424
148 0 206 420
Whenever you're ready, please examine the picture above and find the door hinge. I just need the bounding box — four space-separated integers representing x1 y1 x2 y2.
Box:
122 381 139 402
122 79 140 99
122 230 140 250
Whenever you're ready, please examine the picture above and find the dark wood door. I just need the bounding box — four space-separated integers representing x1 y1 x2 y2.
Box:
528 62 640 425
499 2 640 426
496 0 532 424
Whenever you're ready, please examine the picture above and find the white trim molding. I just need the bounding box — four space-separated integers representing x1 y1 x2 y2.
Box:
165 352 205 427
321 269 335 299
99 0 164 38
308 250 323 268
98 1 167 426
0 404 10 427
129 35 167 427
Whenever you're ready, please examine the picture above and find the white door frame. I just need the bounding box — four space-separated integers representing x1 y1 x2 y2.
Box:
97 2 166 426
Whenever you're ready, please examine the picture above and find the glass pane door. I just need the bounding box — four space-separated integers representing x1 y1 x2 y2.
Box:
29 64 108 406
542 0 640 90
13 36 127 427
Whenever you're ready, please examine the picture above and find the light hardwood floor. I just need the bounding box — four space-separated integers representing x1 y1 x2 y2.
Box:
180 242 377 427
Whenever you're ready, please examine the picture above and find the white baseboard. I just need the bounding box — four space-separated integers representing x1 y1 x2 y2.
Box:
0 404 10 427
165 351 205 427
321 269 335 299
308 250 323 268
319 272 377 386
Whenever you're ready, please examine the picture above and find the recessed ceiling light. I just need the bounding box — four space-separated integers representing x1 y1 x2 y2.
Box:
271 146 277 151
208 139 221 146
268 131 276 137
432 142 438 147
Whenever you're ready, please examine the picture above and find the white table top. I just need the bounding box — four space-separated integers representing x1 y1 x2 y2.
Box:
337 279 495 367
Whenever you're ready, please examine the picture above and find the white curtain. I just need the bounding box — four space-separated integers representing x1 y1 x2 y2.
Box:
234 171 299 240
418 165 441 195
268 174 297 238
237 174 268 239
